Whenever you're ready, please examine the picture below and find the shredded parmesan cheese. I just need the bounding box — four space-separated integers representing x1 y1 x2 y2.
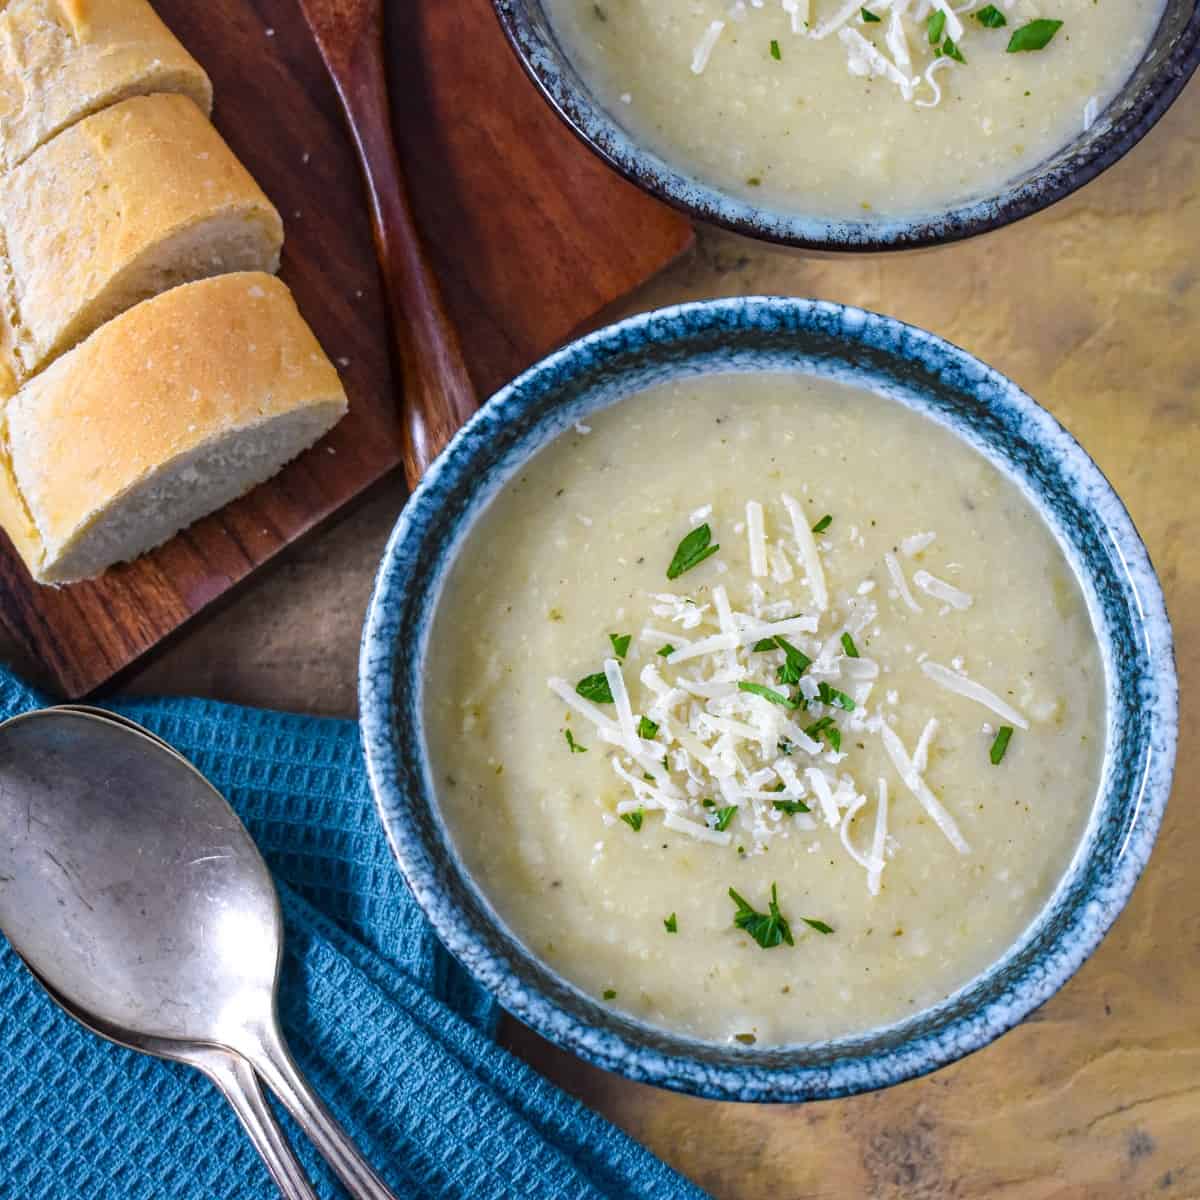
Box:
782 492 829 611
884 552 922 613
920 661 1029 729
913 569 973 611
880 723 970 854
691 20 725 74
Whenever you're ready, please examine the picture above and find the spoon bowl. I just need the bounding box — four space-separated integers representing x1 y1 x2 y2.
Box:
0 708 280 1046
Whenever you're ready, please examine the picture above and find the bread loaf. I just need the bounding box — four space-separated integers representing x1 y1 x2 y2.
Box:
0 92 283 392
0 0 212 172
1 272 348 584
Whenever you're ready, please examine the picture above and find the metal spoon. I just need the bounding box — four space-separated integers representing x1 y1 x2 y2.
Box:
26 706 320 1197
0 708 398 1200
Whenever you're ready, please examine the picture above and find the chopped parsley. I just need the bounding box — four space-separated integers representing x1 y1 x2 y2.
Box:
840 632 860 658
860 7 881 22
804 715 841 753
974 4 1007 27
1007 18 1063 52
664 912 678 933
576 672 613 704
801 917 835 935
776 637 812 683
990 725 1014 765
620 809 644 832
772 798 811 815
667 523 720 580
927 10 946 42
941 36 966 63
817 681 856 711
637 715 660 739
602 988 617 999
657 644 676 658
608 632 631 660
769 38 781 60
564 729 587 754
738 681 800 709
714 805 738 832
729 883 794 949
811 513 833 534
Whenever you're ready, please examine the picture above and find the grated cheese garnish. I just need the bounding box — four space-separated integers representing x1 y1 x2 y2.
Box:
548 491 1048 895
920 661 1030 729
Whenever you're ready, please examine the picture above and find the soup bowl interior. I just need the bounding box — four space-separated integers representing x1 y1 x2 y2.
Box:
492 0 1200 250
359 298 1176 1102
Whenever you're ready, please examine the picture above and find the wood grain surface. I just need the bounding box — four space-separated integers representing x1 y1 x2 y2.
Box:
44 72 1194 1200
0 0 691 699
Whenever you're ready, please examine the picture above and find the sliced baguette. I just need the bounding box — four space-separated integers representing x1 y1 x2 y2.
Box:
0 92 283 390
0 0 212 172
1 272 347 585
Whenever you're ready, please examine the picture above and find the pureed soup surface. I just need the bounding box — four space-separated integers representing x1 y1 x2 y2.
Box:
426 373 1106 1044
543 0 1164 219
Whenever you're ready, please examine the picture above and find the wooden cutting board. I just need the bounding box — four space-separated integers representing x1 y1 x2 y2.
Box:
0 0 693 699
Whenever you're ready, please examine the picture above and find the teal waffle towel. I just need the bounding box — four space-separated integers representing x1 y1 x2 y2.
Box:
0 669 708 1199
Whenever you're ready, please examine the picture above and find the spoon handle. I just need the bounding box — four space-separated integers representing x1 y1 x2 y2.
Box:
194 1047 319 1200
245 1021 400 1200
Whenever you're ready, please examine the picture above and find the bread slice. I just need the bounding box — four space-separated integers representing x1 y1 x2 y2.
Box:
0 0 212 172
1 272 348 585
0 92 283 391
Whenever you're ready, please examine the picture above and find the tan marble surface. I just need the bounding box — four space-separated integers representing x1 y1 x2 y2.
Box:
5 79 1196 1200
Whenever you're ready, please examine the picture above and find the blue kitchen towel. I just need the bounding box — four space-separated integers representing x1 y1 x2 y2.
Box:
0 668 708 1200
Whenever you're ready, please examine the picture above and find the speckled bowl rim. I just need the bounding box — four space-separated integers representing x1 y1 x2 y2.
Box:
359 298 1177 1102
491 0 1200 251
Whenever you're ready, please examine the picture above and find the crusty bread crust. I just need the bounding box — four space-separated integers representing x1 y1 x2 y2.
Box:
3 273 348 581
0 0 212 171
0 92 283 385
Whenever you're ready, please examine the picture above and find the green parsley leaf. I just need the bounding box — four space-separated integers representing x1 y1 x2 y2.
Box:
714 805 738 832
564 729 587 754
729 883 794 950
941 35 966 63
840 632 860 658
772 798 811 815
974 4 1007 27
990 725 1014 765
667 523 720 580
738 681 800 709
804 715 834 739
576 672 613 704
860 6 881 21
657 644 676 658
817 681 856 711
752 637 778 652
802 917 834 935
928 9 946 42
637 715 660 739
664 912 678 933
1007 18 1062 52
620 809 644 832
602 987 617 999
827 726 842 753
811 513 833 534
701 798 716 809
769 37 781 59
609 632 631 660
776 636 813 683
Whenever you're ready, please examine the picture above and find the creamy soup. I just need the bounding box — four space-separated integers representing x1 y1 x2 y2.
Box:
543 0 1164 218
426 373 1105 1044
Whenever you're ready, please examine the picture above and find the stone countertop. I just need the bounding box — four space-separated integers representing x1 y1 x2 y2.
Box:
6 80 1195 1200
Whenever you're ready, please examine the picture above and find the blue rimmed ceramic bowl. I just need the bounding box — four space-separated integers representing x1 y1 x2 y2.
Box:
492 0 1200 251
359 298 1177 1102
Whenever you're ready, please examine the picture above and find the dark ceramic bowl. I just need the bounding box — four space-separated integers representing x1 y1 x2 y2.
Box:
492 0 1200 250
359 298 1177 1102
